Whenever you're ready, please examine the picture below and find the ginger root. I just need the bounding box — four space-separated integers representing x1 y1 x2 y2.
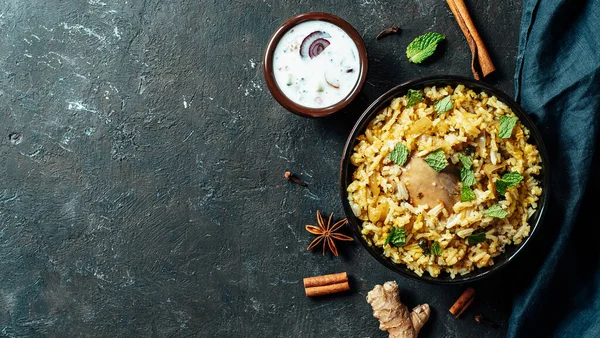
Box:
366 281 430 338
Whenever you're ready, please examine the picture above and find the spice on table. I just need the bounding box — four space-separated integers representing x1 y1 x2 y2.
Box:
366 281 430 338
446 0 495 79
304 272 348 288
305 210 353 256
303 272 350 297
376 24 400 40
449 287 475 318
474 314 499 328
284 171 308 187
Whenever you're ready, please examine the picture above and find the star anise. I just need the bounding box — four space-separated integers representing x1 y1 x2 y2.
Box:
305 211 353 256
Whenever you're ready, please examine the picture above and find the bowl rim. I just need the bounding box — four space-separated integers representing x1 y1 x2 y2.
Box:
339 75 550 285
262 12 368 118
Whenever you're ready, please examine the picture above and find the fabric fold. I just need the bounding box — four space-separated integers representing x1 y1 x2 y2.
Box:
509 0 600 337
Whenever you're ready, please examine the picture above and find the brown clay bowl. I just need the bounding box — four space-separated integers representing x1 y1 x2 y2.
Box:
263 12 368 118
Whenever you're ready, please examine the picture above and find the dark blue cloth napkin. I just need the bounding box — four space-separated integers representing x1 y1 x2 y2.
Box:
508 0 600 336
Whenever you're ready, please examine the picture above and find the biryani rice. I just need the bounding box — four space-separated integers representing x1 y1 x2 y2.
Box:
347 85 542 278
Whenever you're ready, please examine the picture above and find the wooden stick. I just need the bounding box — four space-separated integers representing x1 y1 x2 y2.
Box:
449 287 475 318
303 272 348 288
446 0 495 79
305 281 350 297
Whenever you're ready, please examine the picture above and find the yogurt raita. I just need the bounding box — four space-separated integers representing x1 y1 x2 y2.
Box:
272 20 361 109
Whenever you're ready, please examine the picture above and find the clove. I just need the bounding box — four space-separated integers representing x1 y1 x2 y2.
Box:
284 171 308 187
376 25 400 40
474 314 499 328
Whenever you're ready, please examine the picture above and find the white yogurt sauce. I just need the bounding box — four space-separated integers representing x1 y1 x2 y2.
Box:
272 20 361 109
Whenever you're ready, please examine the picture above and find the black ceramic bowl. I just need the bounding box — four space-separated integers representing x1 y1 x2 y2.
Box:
340 75 550 284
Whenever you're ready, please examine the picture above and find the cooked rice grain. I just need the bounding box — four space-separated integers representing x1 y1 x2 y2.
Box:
347 85 542 278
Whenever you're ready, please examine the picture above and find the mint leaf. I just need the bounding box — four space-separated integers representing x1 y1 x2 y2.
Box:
458 153 472 169
434 96 453 115
495 172 524 195
384 227 406 247
431 241 443 256
484 204 509 218
496 180 510 195
499 115 518 139
424 149 448 172
461 185 476 202
468 232 486 245
502 172 524 185
406 32 446 64
460 167 477 186
388 142 410 166
418 240 430 255
406 89 424 107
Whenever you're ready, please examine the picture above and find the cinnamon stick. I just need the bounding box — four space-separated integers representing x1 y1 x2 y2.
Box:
449 287 475 318
303 272 350 297
305 281 350 297
446 0 495 79
303 272 348 288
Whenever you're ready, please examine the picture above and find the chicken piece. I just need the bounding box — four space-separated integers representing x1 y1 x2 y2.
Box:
400 157 460 213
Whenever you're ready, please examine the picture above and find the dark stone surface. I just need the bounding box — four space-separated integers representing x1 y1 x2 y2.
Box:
0 0 522 337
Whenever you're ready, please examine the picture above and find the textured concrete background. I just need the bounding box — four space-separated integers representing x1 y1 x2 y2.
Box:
0 0 522 337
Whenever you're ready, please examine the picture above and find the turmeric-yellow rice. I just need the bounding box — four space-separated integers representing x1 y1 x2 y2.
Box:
346 85 543 278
